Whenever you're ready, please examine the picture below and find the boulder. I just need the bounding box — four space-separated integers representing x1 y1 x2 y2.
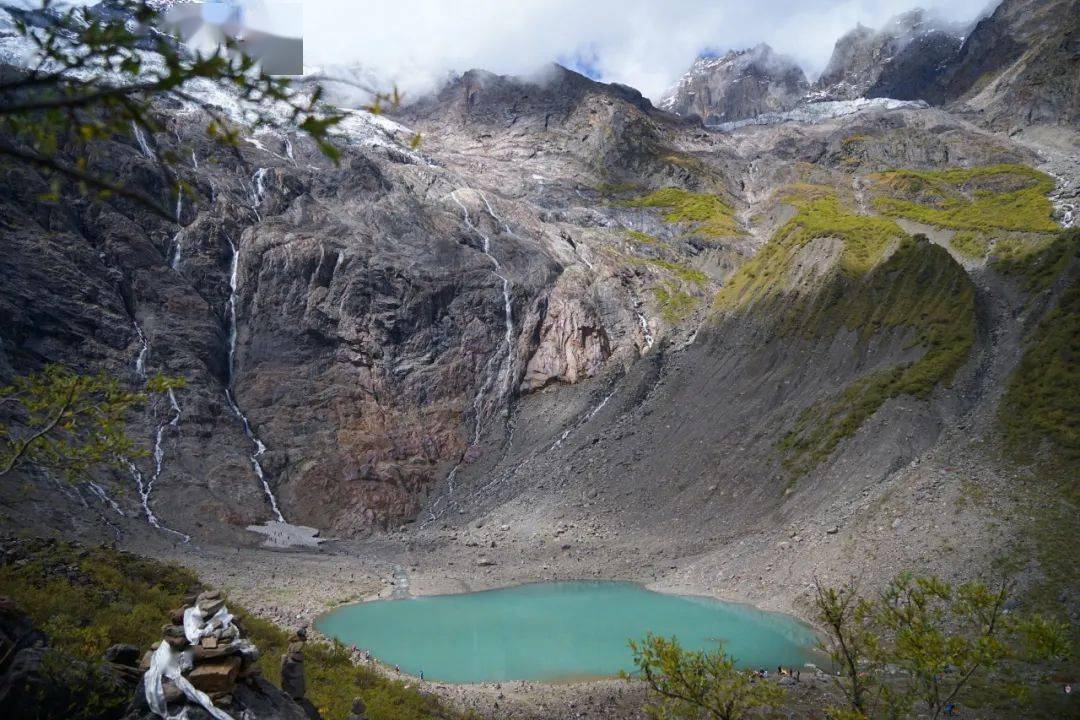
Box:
187 655 242 694
346 697 367 720
104 644 141 667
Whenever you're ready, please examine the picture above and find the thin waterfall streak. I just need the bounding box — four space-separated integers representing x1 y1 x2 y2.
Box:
87 481 125 516
428 190 518 520
170 231 183 270
224 233 287 523
637 312 655 350
131 121 153 158
133 321 149 378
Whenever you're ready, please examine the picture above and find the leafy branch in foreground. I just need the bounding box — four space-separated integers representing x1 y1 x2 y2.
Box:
625 633 784 720
0 0 382 219
0 364 181 481
815 573 1071 720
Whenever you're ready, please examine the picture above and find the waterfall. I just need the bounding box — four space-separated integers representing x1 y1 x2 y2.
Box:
126 459 159 528
131 121 153 159
225 389 285 523
191 149 199 171
129 314 189 540
284 135 294 162
425 191 518 521
133 321 149 378
452 190 515 399
224 235 287 523
175 191 183 221
170 231 183 270
637 312 655 350
247 167 268 222
87 481 125 516
553 390 616 449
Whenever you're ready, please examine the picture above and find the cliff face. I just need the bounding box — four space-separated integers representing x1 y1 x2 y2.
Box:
814 9 965 102
0 62 726 539
934 0 1080 128
814 0 1080 128
658 44 809 124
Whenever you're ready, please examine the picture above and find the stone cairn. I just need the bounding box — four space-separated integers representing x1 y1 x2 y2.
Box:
139 589 260 710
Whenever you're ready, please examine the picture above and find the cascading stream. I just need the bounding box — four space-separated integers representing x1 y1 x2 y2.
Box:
427 191 517 521
131 121 154 159
224 231 287 523
127 319 189 540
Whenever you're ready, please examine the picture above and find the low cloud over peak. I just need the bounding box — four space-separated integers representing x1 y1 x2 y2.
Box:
303 0 994 102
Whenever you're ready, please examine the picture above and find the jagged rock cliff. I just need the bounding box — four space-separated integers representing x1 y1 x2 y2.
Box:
933 0 1080 127
658 44 809 124
814 9 965 102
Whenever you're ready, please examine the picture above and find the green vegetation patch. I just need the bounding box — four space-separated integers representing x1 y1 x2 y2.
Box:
625 255 709 287
624 229 663 246
621 187 741 237
778 238 976 477
0 539 461 720
990 229 1077 294
653 282 698 322
951 230 992 259
715 189 906 311
871 164 1058 233
999 262 1080 464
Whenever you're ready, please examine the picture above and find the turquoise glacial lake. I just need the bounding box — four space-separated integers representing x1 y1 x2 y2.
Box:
315 581 820 683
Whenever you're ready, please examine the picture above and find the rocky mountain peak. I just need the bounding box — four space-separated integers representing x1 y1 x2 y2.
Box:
658 43 809 124
813 7 966 102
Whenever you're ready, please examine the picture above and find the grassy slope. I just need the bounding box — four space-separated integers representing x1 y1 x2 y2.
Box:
871 164 1058 233
777 237 976 478
0 539 462 720
620 187 742 237
712 186 976 479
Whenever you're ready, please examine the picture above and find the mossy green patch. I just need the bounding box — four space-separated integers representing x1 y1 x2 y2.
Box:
999 253 1080 464
625 255 709 287
990 230 1077 294
625 229 663 246
715 189 906 311
653 282 698 322
951 230 992 259
871 164 1058 233
0 540 465 720
621 187 741 237
777 238 976 477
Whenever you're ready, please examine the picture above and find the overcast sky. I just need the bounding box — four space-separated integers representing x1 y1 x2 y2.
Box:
303 0 996 101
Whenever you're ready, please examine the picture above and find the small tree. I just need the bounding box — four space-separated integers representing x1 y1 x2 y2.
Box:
813 580 882 718
0 364 179 481
815 573 1070 720
875 574 1013 720
626 633 784 720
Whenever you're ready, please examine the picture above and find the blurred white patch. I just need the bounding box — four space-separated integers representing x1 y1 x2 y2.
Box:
164 1 303 75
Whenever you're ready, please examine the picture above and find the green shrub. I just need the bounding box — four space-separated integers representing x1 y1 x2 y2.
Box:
653 283 698 322
999 263 1080 464
951 230 991 259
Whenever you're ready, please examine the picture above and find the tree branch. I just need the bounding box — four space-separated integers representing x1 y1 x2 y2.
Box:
0 138 176 221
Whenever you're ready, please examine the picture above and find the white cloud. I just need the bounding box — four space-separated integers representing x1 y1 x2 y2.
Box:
301 0 995 101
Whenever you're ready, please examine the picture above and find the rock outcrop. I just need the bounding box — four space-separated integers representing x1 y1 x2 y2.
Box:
932 0 1080 128
659 44 809 124
814 9 965 102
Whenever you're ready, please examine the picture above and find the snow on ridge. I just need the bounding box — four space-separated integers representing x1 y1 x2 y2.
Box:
707 97 928 131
